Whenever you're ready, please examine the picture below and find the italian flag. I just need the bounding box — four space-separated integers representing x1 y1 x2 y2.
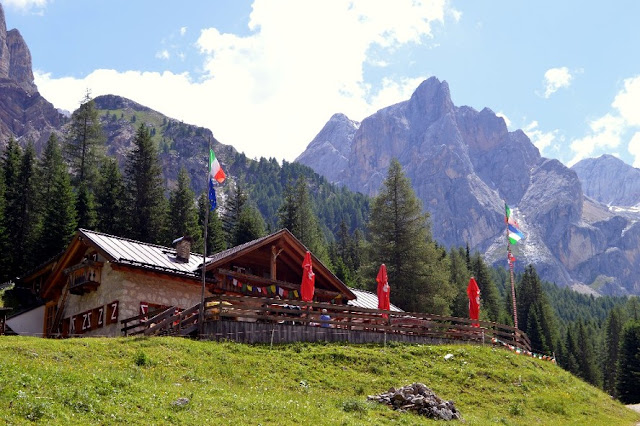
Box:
209 149 226 184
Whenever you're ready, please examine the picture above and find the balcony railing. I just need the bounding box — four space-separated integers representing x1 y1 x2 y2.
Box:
66 261 102 295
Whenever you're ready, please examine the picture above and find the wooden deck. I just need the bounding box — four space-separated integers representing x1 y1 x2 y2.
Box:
121 294 531 352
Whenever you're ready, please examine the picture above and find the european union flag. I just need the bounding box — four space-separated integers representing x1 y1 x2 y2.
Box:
208 177 217 211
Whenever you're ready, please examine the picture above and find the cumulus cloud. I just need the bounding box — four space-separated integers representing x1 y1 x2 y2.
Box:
496 112 511 129
568 75 640 166
35 0 453 161
524 121 558 153
180 27 187 36
543 67 573 98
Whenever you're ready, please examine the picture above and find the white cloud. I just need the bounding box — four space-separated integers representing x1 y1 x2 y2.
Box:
612 76 640 127
3 0 48 11
568 75 640 166
543 67 573 98
180 27 187 36
496 112 511 128
628 132 640 168
35 0 452 161
155 50 170 60
524 120 558 153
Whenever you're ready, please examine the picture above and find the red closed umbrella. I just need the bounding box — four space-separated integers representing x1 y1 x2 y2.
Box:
467 277 480 327
376 264 390 318
300 251 315 302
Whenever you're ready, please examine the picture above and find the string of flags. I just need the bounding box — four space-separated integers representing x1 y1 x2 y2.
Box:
505 203 525 245
491 336 556 363
227 275 344 301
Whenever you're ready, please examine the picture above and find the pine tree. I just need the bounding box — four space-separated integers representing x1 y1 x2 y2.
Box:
603 307 624 396
449 247 472 318
65 91 105 188
222 182 247 244
125 124 166 244
197 193 226 255
575 320 601 387
616 320 640 404
0 169 7 282
471 252 501 322
517 264 559 354
233 205 266 245
168 168 201 247
560 326 580 375
76 182 97 229
95 157 127 236
367 159 453 314
36 134 77 263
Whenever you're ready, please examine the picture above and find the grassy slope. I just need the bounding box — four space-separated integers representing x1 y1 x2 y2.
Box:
0 337 636 425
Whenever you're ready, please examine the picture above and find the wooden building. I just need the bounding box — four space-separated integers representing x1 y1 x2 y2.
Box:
11 228 362 337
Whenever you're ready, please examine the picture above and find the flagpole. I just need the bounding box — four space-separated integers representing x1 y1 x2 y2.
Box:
199 139 211 335
506 204 518 330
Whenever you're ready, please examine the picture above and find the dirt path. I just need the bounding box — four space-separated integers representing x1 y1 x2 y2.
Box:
630 404 640 414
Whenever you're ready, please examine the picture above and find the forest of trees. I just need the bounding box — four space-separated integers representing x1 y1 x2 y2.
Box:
1 96 639 403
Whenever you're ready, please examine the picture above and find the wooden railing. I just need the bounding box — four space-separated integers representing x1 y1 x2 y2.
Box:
119 294 531 352
202 294 532 352
121 304 200 337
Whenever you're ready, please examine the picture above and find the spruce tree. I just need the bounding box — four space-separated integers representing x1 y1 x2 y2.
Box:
616 320 640 404
222 182 247 244
449 247 472 318
95 157 127 236
233 205 266 245
576 320 601 387
75 182 97 229
65 91 105 188
517 264 559 353
125 124 166 244
603 307 623 396
168 167 200 246
471 252 501 322
36 134 77 263
9 142 40 273
197 193 226 255
0 170 7 282
367 159 452 314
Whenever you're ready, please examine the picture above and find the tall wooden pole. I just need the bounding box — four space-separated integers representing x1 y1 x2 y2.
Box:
199 140 211 335
506 208 518 329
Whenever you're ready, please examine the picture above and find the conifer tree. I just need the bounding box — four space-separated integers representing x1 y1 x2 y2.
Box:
0 170 7 282
10 142 40 273
616 320 640 404
603 307 624 396
75 182 97 229
65 91 105 188
125 124 166 244
367 159 452 314
95 157 127 236
168 167 200 246
575 320 601 387
222 182 247 244
233 205 266 245
449 247 472 318
197 193 226 255
561 325 580 376
471 252 501 322
36 134 77 263
517 264 559 353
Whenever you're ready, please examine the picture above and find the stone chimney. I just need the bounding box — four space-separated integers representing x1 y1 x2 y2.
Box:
173 236 193 262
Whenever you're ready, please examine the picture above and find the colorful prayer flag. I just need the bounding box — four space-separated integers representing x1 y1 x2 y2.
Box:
508 224 525 244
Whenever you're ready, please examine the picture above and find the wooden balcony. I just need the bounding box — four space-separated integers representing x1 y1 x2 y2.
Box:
66 261 103 295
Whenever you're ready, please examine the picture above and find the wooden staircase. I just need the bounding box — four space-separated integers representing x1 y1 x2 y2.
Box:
121 303 201 337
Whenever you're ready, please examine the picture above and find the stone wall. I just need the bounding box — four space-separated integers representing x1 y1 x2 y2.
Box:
65 262 210 337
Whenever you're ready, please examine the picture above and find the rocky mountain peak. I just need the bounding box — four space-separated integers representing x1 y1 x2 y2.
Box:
572 154 640 207
0 3 10 77
0 3 36 93
407 76 454 129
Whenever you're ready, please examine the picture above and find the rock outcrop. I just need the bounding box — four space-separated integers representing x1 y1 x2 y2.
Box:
296 77 640 295
368 383 462 421
0 3 65 152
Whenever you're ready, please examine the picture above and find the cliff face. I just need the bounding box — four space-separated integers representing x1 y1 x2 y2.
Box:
0 3 65 152
572 155 640 207
296 77 640 295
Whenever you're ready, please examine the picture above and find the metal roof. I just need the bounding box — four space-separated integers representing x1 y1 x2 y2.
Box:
347 288 403 311
80 229 209 276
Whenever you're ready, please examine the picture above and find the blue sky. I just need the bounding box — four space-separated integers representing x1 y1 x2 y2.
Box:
3 0 640 167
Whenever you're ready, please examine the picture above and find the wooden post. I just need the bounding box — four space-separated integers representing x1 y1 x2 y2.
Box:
270 245 282 281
